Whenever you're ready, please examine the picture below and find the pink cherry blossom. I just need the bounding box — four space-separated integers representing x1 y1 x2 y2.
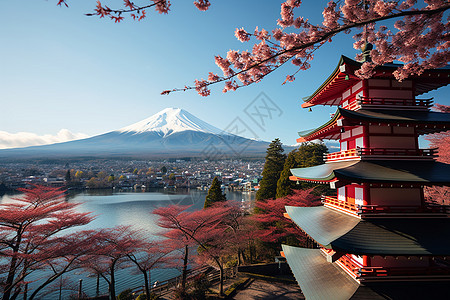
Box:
193 0 211 11
235 27 250 42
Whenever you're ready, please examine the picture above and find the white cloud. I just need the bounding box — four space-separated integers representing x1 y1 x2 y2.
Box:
0 129 90 149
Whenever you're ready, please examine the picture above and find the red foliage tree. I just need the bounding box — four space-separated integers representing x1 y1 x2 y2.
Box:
208 201 255 266
253 189 321 249
79 226 141 300
126 240 174 300
0 185 95 300
153 204 231 296
425 104 450 205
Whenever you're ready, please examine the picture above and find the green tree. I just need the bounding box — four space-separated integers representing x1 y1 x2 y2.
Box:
161 166 167 174
74 170 83 179
256 138 286 201
276 149 298 199
204 177 226 208
276 142 328 198
108 174 115 182
64 169 71 182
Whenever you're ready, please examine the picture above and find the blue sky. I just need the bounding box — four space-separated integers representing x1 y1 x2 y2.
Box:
1 1 448 149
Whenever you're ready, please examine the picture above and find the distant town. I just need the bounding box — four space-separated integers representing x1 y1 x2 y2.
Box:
0 159 264 193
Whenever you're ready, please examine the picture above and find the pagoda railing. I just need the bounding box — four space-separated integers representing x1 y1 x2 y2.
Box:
357 266 450 278
336 255 361 279
322 196 359 215
324 148 438 162
322 196 450 216
325 149 360 162
336 255 450 279
357 97 434 108
360 204 450 215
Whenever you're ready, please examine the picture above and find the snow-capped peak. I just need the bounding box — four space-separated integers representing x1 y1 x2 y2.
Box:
118 108 228 137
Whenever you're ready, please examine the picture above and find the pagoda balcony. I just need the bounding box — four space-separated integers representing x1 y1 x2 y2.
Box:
324 148 438 162
336 255 450 281
357 266 450 280
322 196 450 217
353 96 433 110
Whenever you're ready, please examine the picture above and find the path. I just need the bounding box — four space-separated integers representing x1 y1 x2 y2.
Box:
233 279 304 300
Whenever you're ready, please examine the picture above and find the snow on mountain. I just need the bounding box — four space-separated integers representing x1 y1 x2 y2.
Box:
118 108 229 137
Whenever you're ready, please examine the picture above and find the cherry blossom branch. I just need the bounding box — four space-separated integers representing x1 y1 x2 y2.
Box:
163 3 449 96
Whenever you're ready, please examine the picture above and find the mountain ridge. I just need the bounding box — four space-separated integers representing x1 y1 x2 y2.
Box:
0 108 279 160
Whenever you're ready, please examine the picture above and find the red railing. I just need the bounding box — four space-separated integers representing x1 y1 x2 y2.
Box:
357 97 433 108
322 196 450 216
336 255 450 279
360 204 450 215
358 148 437 157
322 196 359 214
324 148 437 162
325 149 359 162
336 255 361 278
358 266 450 278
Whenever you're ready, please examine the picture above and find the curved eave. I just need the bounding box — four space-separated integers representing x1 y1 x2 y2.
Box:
302 56 360 108
339 108 450 135
290 161 358 182
297 109 342 142
334 160 450 185
282 245 359 300
298 108 450 142
286 206 450 256
285 206 359 247
291 160 450 185
302 56 450 108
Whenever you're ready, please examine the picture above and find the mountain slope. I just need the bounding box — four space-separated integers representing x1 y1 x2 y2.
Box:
0 108 274 160
119 107 228 137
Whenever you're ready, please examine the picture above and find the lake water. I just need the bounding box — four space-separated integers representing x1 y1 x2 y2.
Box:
0 188 255 299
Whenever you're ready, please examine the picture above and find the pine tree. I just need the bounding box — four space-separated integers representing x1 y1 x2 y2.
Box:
276 149 298 199
65 169 71 182
276 142 328 198
256 138 286 201
204 176 226 208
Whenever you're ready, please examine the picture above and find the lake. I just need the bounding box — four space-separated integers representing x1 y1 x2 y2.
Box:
0 188 255 299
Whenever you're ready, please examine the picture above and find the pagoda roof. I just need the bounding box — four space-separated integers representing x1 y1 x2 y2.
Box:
283 245 450 300
282 246 359 300
302 56 450 108
285 206 450 255
298 107 450 141
290 160 450 185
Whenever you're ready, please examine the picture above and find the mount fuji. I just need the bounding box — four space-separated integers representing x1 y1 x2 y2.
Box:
0 108 273 160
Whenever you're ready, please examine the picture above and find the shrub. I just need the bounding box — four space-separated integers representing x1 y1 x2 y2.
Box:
118 289 133 300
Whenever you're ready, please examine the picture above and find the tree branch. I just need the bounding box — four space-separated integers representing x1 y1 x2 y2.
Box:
164 4 450 95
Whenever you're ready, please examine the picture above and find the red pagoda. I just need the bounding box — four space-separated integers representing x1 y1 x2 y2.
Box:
282 55 450 299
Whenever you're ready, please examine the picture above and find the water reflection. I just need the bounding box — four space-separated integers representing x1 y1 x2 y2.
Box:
0 188 255 298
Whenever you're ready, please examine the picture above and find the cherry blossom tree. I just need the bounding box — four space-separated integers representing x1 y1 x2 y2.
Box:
153 204 231 296
56 1 449 96
0 185 95 300
214 201 254 266
425 104 450 205
253 189 321 249
126 240 174 300
79 226 142 300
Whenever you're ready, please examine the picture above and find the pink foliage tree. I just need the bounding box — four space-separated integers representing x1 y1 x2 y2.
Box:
79 226 142 300
253 189 321 249
56 1 449 96
0 185 95 300
153 203 234 296
126 240 174 300
425 104 450 205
